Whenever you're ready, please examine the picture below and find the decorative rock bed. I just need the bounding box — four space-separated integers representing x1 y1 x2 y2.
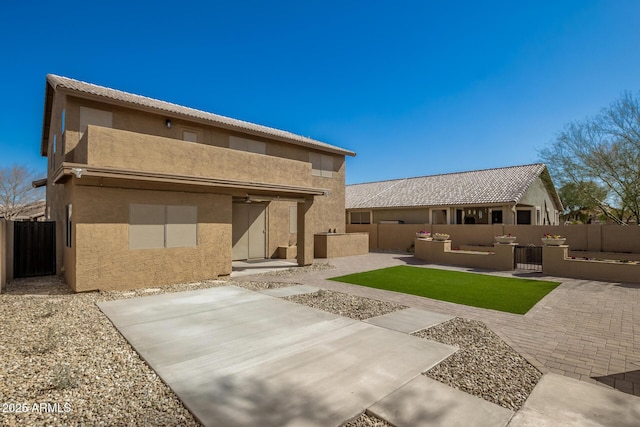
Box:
1 265 541 425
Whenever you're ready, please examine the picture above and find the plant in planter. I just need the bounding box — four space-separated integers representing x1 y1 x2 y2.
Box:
416 230 432 240
433 233 450 241
541 233 566 246
495 234 517 244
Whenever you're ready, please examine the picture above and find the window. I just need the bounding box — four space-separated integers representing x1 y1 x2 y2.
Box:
289 206 297 233
65 204 72 247
166 206 197 247
53 134 57 154
61 109 65 133
432 209 448 224
129 204 197 249
182 130 198 142
350 211 371 224
79 106 113 139
129 204 165 249
230 136 266 154
517 210 532 225
310 153 333 178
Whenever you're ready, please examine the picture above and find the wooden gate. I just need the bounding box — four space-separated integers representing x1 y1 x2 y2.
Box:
514 245 542 271
13 221 56 278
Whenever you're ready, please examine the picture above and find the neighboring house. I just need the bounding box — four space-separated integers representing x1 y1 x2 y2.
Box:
40 74 355 292
346 164 563 226
0 200 46 221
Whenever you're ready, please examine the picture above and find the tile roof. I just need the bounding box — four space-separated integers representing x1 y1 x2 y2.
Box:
347 164 560 209
46 74 355 157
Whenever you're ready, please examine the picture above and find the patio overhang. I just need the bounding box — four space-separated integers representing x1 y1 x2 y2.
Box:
52 162 328 198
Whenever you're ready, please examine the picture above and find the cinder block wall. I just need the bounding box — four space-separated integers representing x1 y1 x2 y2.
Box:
347 224 640 254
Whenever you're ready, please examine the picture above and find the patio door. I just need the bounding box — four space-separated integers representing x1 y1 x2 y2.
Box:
232 203 266 260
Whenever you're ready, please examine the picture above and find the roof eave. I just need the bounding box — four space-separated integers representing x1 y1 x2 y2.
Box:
40 81 55 157
49 75 356 157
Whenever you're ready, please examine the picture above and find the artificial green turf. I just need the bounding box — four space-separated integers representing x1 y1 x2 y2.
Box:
330 266 560 315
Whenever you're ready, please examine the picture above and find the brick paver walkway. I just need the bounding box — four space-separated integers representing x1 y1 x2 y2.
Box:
245 252 640 396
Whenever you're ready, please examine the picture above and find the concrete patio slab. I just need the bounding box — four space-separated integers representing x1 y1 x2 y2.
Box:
364 307 454 334
98 286 457 427
258 284 319 297
508 373 640 427
368 375 514 427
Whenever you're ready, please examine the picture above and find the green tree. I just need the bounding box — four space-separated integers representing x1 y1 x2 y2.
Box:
540 91 640 224
559 181 609 223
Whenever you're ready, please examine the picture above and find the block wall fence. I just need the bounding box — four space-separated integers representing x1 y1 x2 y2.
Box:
346 223 640 254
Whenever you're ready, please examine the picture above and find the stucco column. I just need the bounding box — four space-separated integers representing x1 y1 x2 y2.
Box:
414 238 433 261
493 242 516 270
430 239 451 264
542 245 569 276
297 198 314 266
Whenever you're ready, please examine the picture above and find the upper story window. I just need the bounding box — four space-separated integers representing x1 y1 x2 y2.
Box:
310 153 333 178
182 130 198 142
230 136 266 154
61 109 66 133
79 106 113 139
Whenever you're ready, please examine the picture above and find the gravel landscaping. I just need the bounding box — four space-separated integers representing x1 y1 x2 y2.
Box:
1 267 540 425
284 289 407 321
415 317 542 411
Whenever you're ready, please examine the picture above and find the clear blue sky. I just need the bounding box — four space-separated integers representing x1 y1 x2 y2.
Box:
1 0 639 184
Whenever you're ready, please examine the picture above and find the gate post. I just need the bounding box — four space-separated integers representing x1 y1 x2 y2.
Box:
0 219 5 292
493 242 516 270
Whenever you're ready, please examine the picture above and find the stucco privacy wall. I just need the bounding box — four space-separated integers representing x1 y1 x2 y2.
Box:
543 245 640 284
313 233 369 258
414 239 515 271
346 223 640 253
69 183 231 292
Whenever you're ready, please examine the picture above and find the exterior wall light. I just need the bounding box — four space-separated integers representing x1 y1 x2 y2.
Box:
165 119 172 128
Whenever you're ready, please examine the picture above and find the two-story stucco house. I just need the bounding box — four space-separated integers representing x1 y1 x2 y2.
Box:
40 74 355 292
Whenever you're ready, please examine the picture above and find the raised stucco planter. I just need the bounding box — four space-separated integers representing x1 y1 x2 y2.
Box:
541 238 566 246
278 245 297 259
495 236 517 244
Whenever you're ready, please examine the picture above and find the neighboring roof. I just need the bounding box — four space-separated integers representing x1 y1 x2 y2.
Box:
42 74 355 157
0 200 46 220
347 163 563 210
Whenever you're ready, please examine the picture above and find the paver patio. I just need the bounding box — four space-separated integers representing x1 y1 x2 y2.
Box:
241 252 640 396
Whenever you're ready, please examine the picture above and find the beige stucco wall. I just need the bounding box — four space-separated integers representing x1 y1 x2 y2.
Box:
372 208 430 224
67 183 232 292
345 224 378 250
414 239 515 271
347 223 640 254
313 233 369 258
267 200 297 258
519 176 560 225
543 245 640 284
377 224 429 251
77 126 314 189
